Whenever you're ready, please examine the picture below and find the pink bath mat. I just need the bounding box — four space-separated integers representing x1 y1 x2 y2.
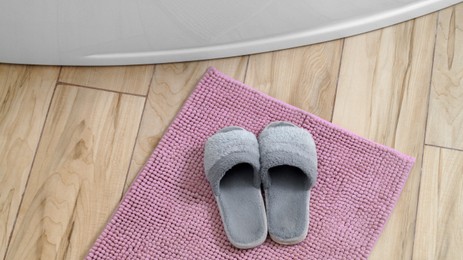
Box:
87 67 415 259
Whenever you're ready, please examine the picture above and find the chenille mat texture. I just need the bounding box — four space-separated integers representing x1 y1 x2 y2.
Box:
87 67 415 260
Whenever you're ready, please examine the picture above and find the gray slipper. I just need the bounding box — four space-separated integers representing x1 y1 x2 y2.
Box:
204 126 267 249
258 122 317 245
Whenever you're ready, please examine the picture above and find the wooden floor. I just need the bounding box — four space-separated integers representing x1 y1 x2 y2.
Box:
1 4 462 260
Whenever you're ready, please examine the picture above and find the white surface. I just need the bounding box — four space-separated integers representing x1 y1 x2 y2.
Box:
0 0 460 65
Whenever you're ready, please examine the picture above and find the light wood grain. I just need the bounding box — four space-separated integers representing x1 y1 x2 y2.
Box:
6 85 145 260
332 13 438 260
124 57 248 191
426 4 463 150
245 41 343 120
60 65 155 95
412 146 463 260
0 65 59 259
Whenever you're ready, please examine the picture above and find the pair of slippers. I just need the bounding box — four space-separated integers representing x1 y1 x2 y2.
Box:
204 122 318 249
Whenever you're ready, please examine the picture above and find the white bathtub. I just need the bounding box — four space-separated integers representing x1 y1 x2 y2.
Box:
0 0 460 65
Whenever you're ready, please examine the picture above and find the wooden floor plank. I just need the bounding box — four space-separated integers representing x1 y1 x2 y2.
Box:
0 65 59 259
124 57 248 191
332 13 438 260
426 4 463 150
412 146 463 260
59 65 155 96
5 85 145 260
245 41 343 120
